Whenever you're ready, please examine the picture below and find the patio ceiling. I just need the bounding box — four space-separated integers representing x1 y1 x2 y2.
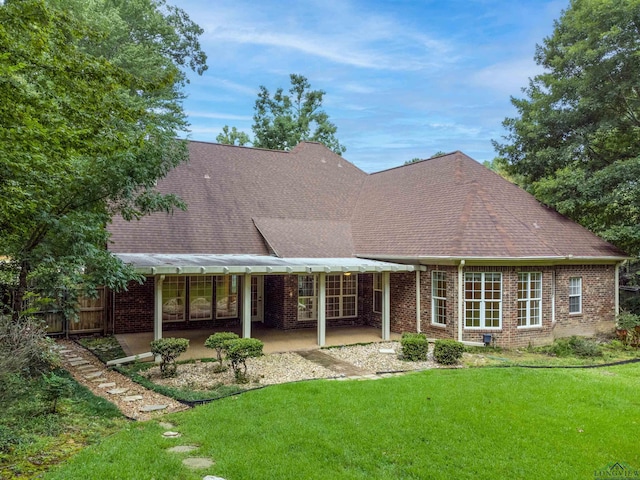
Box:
115 253 420 276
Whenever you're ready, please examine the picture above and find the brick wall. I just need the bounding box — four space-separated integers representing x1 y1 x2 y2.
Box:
389 272 417 333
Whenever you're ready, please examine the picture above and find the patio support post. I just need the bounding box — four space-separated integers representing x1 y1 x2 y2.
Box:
317 272 326 347
243 274 252 339
457 260 465 342
154 275 165 363
382 271 390 341
415 270 421 333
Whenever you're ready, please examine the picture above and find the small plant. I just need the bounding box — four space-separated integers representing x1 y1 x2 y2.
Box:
225 338 264 383
150 337 189 378
401 332 429 361
616 311 640 345
0 425 23 453
204 332 239 371
544 336 602 358
41 371 73 413
433 339 464 365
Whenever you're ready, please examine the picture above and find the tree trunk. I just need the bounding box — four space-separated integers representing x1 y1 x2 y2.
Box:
11 260 29 322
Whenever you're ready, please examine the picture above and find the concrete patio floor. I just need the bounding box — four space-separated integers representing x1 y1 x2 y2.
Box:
116 325 401 360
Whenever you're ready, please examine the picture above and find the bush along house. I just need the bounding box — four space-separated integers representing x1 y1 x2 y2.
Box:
106 141 628 348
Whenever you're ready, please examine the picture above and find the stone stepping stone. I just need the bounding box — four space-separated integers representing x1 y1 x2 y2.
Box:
77 365 98 371
70 360 90 367
203 476 226 480
167 445 198 453
159 422 175 429
379 348 396 354
140 404 167 412
182 457 214 469
163 431 181 438
91 377 108 382
107 388 129 395
84 371 104 379
98 382 116 388
122 395 144 402
58 349 73 354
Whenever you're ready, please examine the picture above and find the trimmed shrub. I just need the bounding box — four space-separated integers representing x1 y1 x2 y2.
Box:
204 332 239 370
433 339 464 365
225 338 264 383
401 332 429 361
150 337 189 378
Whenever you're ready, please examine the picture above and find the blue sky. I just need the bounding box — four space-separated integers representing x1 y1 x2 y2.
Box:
177 0 567 173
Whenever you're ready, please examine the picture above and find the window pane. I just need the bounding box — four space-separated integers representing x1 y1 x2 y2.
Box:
299 275 316 297
326 275 341 296
342 275 357 295
569 296 581 313
326 296 340 318
298 297 316 320
342 296 356 317
465 301 480 327
373 290 382 313
530 300 541 325
216 276 238 318
190 276 212 320
162 276 185 322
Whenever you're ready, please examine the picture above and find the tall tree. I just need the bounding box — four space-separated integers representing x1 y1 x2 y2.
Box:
493 0 640 254
252 74 346 155
0 0 207 320
216 125 251 146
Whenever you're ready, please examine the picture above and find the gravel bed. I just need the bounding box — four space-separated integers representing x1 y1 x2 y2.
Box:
146 352 337 390
322 341 439 373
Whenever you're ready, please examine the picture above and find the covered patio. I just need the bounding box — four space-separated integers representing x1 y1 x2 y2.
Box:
115 253 417 350
116 324 402 360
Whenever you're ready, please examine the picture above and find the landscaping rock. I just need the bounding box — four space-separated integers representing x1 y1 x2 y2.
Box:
70 360 90 367
163 431 181 438
84 371 104 379
203 476 226 480
98 382 117 388
379 348 396 354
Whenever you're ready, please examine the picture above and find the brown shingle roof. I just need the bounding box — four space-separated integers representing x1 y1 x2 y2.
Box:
351 151 625 258
108 143 625 260
108 141 367 255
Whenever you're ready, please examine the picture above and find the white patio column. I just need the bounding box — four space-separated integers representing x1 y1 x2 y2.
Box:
242 274 252 338
317 272 326 347
382 271 390 341
154 275 165 342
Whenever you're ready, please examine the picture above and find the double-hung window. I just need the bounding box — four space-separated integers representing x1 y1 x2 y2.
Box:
189 276 213 320
517 272 541 327
464 272 502 328
569 277 582 314
373 273 382 313
326 274 357 319
216 275 238 318
298 275 317 321
162 276 185 322
432 271 447 325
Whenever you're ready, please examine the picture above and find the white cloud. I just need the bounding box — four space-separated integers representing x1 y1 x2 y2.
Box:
185 111 252 121
470 58 543 95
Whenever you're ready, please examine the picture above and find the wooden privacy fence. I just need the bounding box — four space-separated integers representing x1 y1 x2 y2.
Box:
44 287 106 335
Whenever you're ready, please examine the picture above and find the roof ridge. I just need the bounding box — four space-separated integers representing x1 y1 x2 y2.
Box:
369 151 463 175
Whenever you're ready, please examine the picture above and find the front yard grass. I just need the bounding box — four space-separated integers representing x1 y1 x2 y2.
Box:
44 363 640 480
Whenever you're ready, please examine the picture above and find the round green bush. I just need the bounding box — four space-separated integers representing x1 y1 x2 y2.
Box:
433 339 464 365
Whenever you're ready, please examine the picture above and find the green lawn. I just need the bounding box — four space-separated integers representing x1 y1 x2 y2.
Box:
44 364 640 480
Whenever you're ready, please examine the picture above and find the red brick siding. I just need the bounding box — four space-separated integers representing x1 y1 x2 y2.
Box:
389 272 417 333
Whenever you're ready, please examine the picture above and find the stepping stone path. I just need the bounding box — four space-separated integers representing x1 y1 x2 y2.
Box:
55 339 187 421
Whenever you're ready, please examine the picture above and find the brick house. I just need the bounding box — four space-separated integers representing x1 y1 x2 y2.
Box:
107 141 627 348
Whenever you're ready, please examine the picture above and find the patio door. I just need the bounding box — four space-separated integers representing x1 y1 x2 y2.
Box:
251 276 264 322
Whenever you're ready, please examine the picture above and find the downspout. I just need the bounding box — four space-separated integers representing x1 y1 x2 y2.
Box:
457 260 465 342
416 270 421 333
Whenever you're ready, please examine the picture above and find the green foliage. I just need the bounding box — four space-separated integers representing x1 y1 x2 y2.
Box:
493 0 640 255
0 0 207 319
400 332 429 361
433 339 464 365
543 336 603 358
216 125 251 146
225 338 264 383
0 315 59 384
204 331 239 369
149 337 189 378
616 311 640 331
252 74 346 155
41 371 73 414
0 425 23 454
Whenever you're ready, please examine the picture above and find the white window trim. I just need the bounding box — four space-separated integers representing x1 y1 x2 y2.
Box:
464 272 502 330
431 271 447 326
569 277 582 315
517 272 542 328
373 273 382 314
326 274 358 319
